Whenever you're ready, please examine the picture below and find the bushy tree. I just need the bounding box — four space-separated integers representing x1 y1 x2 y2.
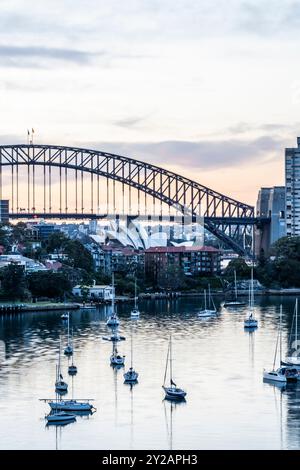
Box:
28 271 71 299
223 257 251 281
0 265 28 300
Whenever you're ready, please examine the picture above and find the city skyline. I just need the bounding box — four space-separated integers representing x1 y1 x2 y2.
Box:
1 1 300 204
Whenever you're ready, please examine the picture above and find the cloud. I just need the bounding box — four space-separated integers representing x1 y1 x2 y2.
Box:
84 136 284 171
113 115 149 129
0 45 99 68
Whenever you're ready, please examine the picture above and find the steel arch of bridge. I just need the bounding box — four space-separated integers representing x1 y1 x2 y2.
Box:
0 144 255 255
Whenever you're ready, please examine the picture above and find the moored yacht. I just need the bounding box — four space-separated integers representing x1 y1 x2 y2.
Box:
162 334 186 401
244 268 258 329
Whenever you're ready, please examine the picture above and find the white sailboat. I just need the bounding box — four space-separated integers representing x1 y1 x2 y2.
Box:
224 270 246 307
281 299 300 369
162 334 186 401
55 340 68 393
244 268 258 329
124 326 139 383
263 305 287 383
198 286 217 317
61 312 69 320
106 273 120 327
68 329 77 375
64 315 73 356
110 343 125 366
130 279 140 319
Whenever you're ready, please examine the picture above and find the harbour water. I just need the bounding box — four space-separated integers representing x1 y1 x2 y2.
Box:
0 296 300 450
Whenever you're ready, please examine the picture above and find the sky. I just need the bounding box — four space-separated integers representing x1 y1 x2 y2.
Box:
1 0 300 206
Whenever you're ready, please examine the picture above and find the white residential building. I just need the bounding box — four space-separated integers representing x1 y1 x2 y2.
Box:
72 284 114 301
286 138 300 236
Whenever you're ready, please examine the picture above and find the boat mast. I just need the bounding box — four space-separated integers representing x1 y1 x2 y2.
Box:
112 272 115 314
163 340 170 387
234 270 237 301
67 315 70 346
296 298 298 349
279 305 282 365
131 324 133 369
169 334 173 386
134 279 137 310
204 290 207 310
208 284 211 309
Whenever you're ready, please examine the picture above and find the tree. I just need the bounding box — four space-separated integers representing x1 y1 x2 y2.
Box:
223 257 251 281
157 265 186 290
27 271 71 299
0 264 28 300
256 236 300 288
64 240 94 272
43 232 68 253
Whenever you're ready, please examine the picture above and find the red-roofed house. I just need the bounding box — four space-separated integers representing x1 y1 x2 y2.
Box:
144 245 221 282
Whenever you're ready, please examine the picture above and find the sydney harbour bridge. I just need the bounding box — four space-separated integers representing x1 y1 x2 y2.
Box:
0 144 269 257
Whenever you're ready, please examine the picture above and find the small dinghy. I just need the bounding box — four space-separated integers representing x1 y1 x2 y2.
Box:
244 269 258 329
46 411 76 424
162 334 186 401
102 333 126 342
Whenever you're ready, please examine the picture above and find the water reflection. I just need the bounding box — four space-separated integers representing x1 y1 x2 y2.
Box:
1 297 300 449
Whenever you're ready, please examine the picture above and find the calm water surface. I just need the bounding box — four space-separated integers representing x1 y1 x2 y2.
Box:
0 296 300 450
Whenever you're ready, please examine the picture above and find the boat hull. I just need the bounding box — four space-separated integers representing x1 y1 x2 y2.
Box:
49 401 93 412
46 412 76 423
124 371 139 383
263 370 287 383
244 319 258 328
163 386 186 400
198 309 217 318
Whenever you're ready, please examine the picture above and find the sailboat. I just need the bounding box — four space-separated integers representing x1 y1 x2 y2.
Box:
68 329 77 375
224 270 247 307
244 268 258 329
263 305 287 383
106 273 120 327
64 315 73 356
46 388 76 425
124 325 139 383
49 374 95 413
162 334 186 400
198 285 217 317
281 299 300 369
130 279 140 319
110 342 125 366
55 339 68 393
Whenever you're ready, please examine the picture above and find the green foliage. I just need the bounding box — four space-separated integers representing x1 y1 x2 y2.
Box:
43 232 69 253
64 240 94 272
223 258 251 281
256 236 300 288
27 271 71 299
0 265 28 300
157 265 186 290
